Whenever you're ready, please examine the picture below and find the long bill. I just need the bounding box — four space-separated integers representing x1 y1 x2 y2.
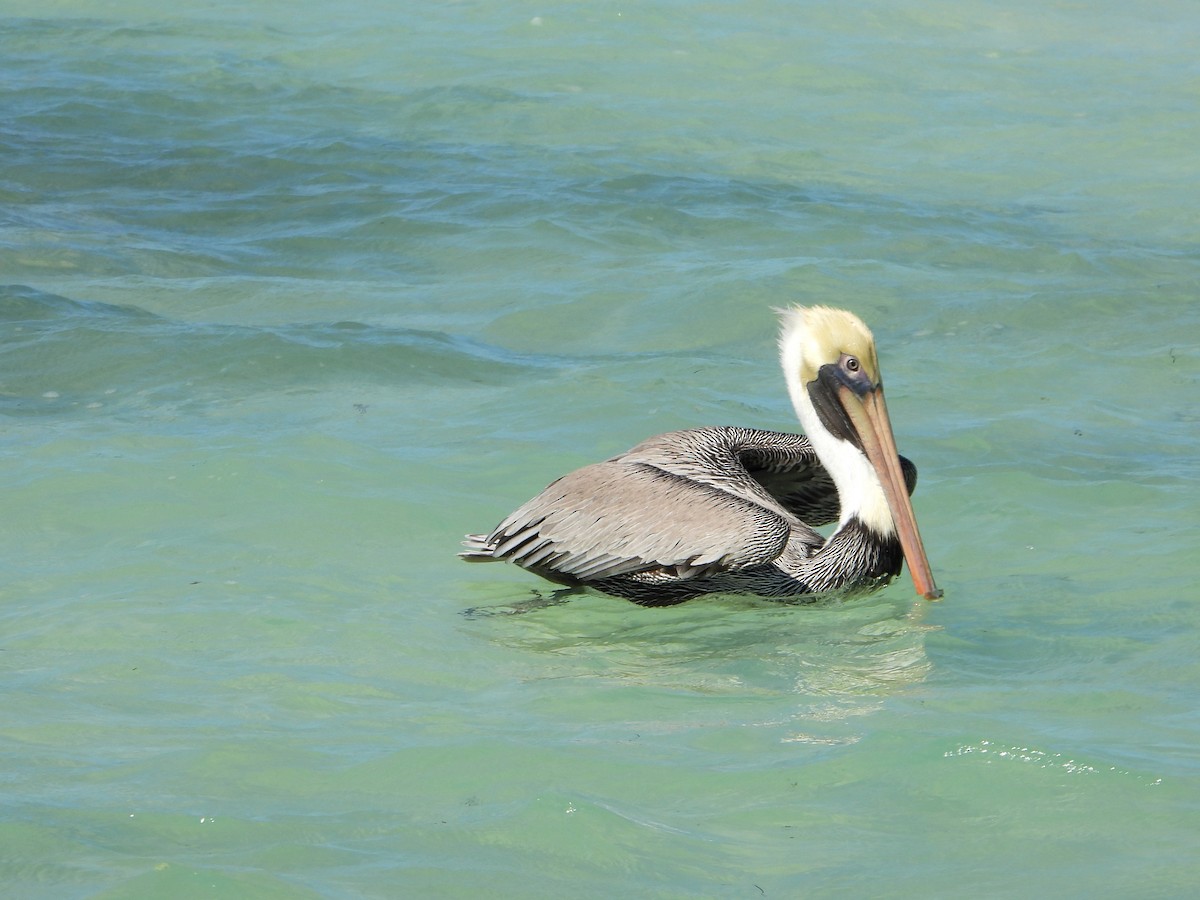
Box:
843 385 943 600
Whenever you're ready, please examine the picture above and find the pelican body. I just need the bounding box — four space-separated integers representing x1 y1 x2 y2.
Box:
461 307 941 606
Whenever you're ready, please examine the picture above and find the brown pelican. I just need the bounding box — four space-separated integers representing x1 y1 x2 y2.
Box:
460 306 941 605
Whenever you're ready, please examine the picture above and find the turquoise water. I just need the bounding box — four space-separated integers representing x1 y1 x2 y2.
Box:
3 2 1199 896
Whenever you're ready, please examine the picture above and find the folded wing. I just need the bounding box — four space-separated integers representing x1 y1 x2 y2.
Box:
462 456 801 584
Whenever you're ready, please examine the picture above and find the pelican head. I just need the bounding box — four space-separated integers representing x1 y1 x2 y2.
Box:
778 306 941 599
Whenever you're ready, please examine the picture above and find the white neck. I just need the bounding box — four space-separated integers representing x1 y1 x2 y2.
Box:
780 345 896 537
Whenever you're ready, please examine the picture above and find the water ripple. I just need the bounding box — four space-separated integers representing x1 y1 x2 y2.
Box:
0 284 562 417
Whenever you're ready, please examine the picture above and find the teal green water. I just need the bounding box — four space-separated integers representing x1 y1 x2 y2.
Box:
3 2 1199 897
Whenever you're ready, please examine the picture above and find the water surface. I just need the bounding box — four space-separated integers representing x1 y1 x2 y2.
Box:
3 2 1199 897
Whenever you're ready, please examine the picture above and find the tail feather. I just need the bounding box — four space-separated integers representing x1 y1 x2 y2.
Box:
459 533 501 562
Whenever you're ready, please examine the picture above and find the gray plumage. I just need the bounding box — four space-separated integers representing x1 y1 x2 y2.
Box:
460 426 917 606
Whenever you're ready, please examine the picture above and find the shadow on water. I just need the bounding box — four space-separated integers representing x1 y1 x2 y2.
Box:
461 585 936 701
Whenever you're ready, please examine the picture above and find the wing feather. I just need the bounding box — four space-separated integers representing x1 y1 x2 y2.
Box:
471 459 792 583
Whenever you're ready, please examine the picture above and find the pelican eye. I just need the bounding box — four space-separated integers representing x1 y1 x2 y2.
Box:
844 356 860 373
